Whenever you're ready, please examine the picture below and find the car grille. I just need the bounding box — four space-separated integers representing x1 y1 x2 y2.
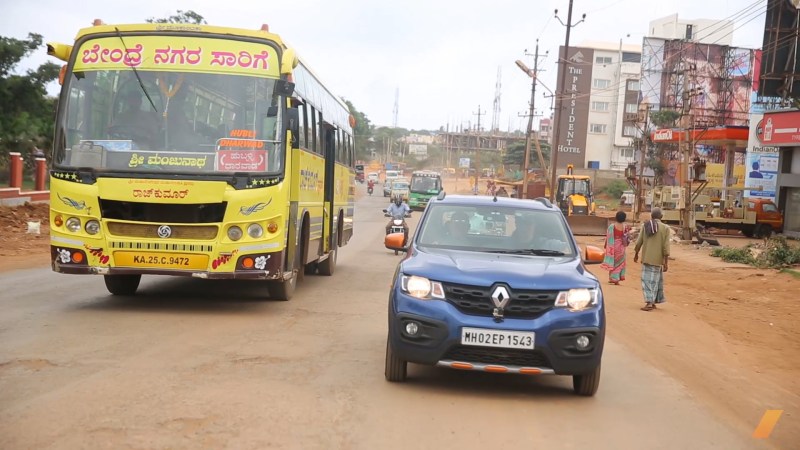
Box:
444 346 551 368
443 283 558 319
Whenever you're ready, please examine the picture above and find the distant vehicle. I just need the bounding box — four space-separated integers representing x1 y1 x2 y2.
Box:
409 170 443 211
367 172 379 183
355 164 365 183
390 179 410 201
383 193 606 396
385 170 401 185
385 177 408 197
621 190 634 205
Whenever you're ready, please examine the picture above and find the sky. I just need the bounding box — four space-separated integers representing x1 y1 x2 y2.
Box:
1 0 769 132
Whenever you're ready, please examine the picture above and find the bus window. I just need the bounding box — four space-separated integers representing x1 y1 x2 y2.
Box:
298 103 308 149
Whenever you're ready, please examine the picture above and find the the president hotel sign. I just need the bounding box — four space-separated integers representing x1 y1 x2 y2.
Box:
554 46 593 168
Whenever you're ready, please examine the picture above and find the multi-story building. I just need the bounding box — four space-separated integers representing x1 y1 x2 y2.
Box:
552 41 642 170
648 14 734 46
538 117 552 144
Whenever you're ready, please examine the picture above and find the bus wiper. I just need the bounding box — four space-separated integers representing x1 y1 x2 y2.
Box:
488 249 566 256
114 27 158 113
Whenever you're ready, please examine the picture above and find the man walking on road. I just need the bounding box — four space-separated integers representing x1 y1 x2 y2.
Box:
633 207 670 311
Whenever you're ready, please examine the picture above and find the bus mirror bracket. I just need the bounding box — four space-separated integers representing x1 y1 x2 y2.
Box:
275 79 295 97
286 107 299 148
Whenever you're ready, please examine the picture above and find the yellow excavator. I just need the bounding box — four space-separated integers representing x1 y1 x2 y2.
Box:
555 165 609 236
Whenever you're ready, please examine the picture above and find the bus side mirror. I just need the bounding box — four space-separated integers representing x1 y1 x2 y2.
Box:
286 107 299 148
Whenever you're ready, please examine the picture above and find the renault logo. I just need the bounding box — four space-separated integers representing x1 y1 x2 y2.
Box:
157 225 172 238
491 286 511 321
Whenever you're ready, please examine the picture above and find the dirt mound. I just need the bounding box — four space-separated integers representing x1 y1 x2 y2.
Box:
0 203 50 266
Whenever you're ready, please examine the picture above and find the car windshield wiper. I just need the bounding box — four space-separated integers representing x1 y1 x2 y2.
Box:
487 249 566 256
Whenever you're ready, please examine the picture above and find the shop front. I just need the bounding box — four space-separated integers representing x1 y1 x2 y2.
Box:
762 109 800 239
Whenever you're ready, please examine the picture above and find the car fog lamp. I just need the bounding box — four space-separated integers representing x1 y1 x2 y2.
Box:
405 322 420 336
247 223 264 238
65 217 81 233
228 226 243 241
85 220 101 235
576 335 590 350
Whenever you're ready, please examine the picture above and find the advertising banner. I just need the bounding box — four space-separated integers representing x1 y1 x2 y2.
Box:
745 113 779 200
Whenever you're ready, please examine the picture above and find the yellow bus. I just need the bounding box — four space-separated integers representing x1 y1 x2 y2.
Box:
46 21 355 300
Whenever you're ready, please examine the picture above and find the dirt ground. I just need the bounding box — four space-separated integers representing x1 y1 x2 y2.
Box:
2 197 798 442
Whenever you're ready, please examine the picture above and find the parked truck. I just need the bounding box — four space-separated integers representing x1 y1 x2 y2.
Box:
652 186 784 238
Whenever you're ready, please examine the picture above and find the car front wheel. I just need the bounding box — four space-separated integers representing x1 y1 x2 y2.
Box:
572 364 601 396
384 339 407 382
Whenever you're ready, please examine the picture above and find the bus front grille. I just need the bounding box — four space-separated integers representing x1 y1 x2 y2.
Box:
109 241 214 252
107 222 219 240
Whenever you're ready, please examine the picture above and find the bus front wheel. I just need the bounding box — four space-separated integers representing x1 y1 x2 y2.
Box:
104 274 141 296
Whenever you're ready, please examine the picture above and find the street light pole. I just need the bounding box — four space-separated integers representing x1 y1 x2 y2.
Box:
550 0 585 203
516 41 542 200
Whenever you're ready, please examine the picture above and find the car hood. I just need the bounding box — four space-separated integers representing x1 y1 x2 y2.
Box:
402 246 598 290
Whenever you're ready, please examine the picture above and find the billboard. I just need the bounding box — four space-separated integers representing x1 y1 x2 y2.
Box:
745 113 779 200
553 46 594 168
640 37 755 127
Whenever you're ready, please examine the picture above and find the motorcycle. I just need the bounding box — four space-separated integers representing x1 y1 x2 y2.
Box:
367 185 374 195
383 209 411 255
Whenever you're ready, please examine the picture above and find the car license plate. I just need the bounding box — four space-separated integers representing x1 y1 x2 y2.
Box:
461 327 535 350
113 252 209 270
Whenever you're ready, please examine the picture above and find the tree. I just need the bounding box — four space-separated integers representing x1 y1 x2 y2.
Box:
343 99 375 162
646 109 681 186
502 140 550 168
146 10 207 24
0 33 59 179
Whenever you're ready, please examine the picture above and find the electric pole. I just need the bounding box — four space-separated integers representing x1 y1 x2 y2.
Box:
515 41 549 199
473 105 484 193
550 0 586 202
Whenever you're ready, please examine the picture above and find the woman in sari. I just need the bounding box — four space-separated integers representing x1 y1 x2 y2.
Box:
601 211 629 285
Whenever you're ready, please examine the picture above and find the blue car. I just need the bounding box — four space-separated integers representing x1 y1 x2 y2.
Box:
384 193 606 396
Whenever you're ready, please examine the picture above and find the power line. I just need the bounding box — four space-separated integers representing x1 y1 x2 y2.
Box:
691 0 764 42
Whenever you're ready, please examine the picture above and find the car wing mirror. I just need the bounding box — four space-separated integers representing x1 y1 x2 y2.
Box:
583 245 604 264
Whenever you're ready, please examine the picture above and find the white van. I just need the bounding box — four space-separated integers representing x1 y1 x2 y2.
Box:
384 170 401 184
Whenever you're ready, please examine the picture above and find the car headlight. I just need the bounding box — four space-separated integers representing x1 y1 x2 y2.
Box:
400 275 445 300
555 288 599 311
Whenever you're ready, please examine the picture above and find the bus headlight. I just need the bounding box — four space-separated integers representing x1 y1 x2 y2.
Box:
85 220 101 235
247 223 264 239
65 217 81 233
228 226 243 241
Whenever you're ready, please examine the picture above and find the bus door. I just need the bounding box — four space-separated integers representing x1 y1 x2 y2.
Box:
322 122 337 254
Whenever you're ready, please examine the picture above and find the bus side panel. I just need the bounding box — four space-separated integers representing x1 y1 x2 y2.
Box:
296 147 326 265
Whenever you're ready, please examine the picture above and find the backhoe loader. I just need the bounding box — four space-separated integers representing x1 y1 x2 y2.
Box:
556 165 609 236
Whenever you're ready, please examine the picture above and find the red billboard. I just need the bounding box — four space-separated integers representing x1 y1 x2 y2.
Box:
761 110 800 146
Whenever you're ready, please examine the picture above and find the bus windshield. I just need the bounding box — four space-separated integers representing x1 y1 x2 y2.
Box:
411 175 441 193
56 69 284 175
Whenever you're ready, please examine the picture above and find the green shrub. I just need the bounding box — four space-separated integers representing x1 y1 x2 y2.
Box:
601 180 629 199
710 237 800 268
710 246 755 265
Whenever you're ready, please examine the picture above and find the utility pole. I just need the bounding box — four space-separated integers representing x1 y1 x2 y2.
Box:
473 105 484 193
680 64 702 241
550 0 586 202
515 40 549 199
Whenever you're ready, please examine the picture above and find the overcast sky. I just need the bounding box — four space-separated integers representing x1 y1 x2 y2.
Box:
1 0 768 131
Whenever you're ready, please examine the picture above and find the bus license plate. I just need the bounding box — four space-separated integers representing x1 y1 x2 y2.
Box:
461 327 535 350
114 252 209 270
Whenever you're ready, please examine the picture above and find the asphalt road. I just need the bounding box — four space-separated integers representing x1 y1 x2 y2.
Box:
0 188 775 449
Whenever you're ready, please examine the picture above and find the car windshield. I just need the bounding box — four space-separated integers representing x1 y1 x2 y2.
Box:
393 181 409 189
53 36 286 176
417 204 575 256
762 203 778 213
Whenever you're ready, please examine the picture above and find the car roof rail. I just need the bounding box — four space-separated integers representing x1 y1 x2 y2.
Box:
534 197 553 208
437 190 446 201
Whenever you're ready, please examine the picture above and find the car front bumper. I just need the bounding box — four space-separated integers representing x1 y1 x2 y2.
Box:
388 289 605 375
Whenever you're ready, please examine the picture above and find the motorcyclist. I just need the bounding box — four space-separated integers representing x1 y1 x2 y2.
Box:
367 178 375 194
385 195 411 243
